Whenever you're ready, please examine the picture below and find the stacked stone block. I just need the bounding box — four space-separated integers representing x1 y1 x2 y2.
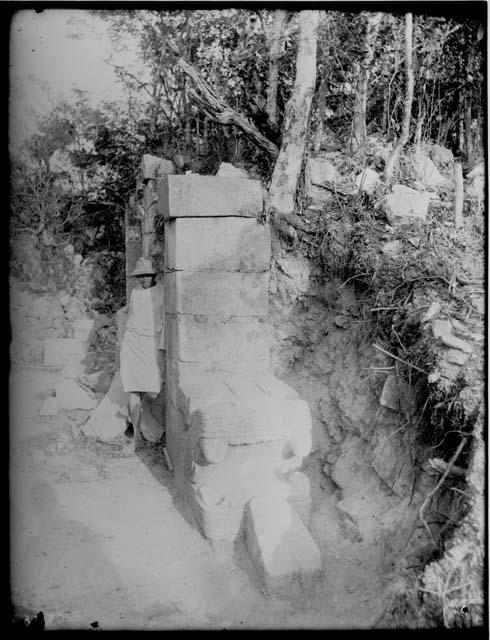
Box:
160 175 321 593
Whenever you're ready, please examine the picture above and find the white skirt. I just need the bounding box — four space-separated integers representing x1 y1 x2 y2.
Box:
120 329 162 394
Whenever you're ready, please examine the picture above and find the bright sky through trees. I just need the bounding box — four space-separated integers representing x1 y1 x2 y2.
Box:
9 9 140 148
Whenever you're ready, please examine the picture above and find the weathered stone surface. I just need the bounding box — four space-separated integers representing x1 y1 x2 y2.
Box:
82 372 129 441
165 399 195 493
440 333 472 353
39 395 60 416
140 154 175 180
189 394 312 448
166 314 270 371
411 153 449 188
245 497 322 595
466 161 485 204
159 175 263 219
72 318 95 343
190 440 295 541
305 157 350 203
421 301 442 323
198 437 229 464
470 294 484 315
432 319 472 353
27 297 64 321
60 361 86 380
44 338 89 367
444 348 469 366
355 168 380 194
429 143 454 166
287 471 312 527
382 185 430 225
165 271 269 316
306 157 341 186
81 370 112 394
432 318 452 339
379 374 400 411
164 217 270 272
381 240 402 257
55 379 97 411
372 431 414 498
166 363 301 422
216 162 250 179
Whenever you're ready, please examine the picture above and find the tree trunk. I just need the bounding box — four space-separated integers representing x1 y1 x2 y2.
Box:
383 13 414 183
314 79 327 153
268 10 319 218
414 100 424 152
464 95 473 161
351 12 383 152
453 162 464 228
266 10 289 127
458 92 465 155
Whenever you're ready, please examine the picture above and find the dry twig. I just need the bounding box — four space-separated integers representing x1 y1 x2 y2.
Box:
419 436 468 547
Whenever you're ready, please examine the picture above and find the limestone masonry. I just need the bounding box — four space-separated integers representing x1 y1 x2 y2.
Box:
160 174 322 594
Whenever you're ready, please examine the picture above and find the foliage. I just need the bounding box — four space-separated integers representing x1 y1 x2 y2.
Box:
10 92 149 308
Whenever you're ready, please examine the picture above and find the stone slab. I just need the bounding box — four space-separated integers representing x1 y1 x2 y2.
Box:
55 379 97 411
189 440 294 541
166 314 270 370
287 471 312 528
382 185 430 225
164 217 270 272
159 175 263 219
72 318 96 344
245 497 322 595
379 374 400 411
192 395 311 449
140 154 175 180
82 372 129 441
39 396 60 416
165 364 310 447
43 338 89 367
165 271 269 316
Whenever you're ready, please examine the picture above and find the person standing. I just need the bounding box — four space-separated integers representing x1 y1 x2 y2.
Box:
120 257 165 450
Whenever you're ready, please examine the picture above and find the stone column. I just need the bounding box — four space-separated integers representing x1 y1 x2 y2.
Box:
159 174 321 595
125 155 175 302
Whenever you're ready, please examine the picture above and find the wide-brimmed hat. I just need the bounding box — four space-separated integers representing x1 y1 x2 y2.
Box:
130 257 156 277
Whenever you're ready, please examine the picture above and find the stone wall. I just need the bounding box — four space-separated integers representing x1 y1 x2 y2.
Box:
160 174 322 594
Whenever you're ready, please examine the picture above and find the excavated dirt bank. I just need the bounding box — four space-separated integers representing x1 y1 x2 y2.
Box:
268 243 482 625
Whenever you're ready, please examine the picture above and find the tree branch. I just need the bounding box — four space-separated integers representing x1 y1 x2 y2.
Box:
163 45 279 158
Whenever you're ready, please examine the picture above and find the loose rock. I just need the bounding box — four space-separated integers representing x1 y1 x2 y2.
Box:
445 349 469 366
245 496 322 595
421 301 442 323
39 395 60 416
355 168 380 194
381 185 430 226
379 375 400 411
55 380 97 411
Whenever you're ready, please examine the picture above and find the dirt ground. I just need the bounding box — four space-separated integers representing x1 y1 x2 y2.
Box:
10 363 394 630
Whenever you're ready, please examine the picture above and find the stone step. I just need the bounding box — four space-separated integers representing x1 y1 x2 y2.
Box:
245 497 322 596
